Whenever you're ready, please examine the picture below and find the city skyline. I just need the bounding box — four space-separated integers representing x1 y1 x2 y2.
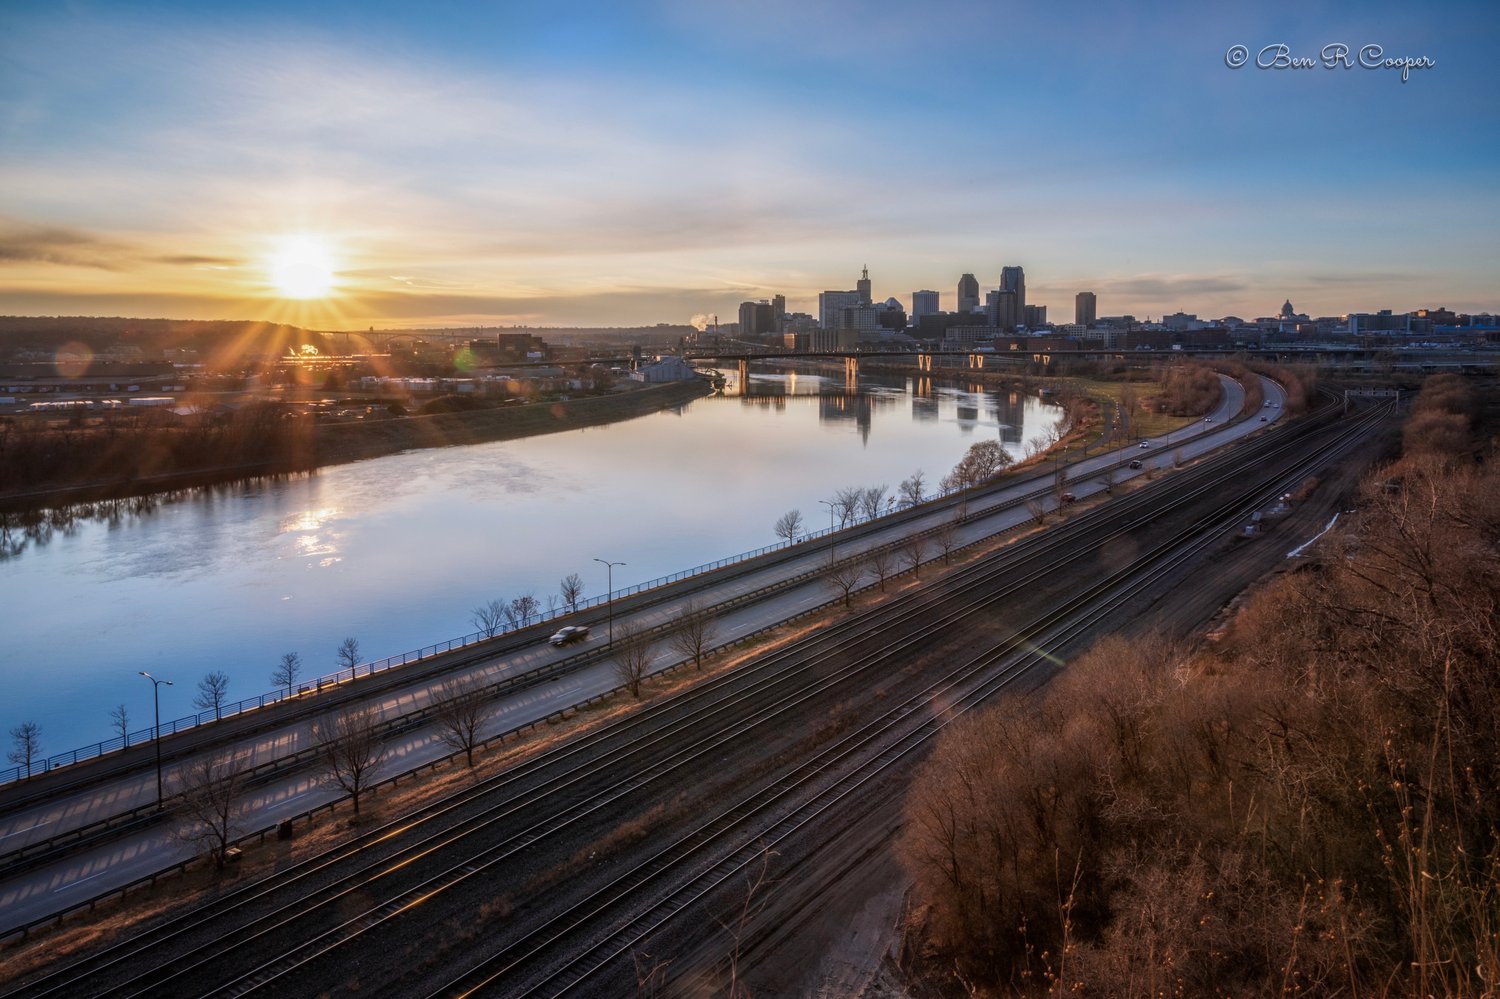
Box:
1 0 1496 329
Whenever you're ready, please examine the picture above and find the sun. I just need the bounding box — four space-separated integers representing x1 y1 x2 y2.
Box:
268 235 337 299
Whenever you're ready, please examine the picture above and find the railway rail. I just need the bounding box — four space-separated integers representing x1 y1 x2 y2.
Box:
2 395 1388 999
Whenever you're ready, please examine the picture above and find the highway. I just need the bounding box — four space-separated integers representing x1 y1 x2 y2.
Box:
0 379 1395 998
0 374 1275 941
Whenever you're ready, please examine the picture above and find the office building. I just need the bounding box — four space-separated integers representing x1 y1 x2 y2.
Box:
999 266 1026 329
1075 291 1097 326
957 273 980 313
911 290 939 320
738 300 776 339
1024 304 1047 328
856 266 872 306
818 290 862 329
990 289 1020 331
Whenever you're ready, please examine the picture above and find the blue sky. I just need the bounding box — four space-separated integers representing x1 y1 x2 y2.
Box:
1 0 1495 327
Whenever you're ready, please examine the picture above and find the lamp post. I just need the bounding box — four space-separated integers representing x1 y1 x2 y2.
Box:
593 557 626 646
138 671 172 809
818 499 837 567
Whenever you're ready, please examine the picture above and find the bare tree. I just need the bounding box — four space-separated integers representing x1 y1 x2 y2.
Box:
1099 463 1117 495
8 721 41 778
612 622 655 698
505 592 540 630
900 535 928 579
773 509 803 545
110 703 130 746
936 514 961 564
194 671 231 721
719 845 779 999
833 486 863 527
1119 383 1138 439
312 707 386 817
559 572 585 613
860 484 889 521
867 547 896 592
432 673 492 768
272 652 301 697
826 562 865 608
1026 497 1049 525
668 598 720 671
1173 446 1185 469
899 470 926 508
337 636 361 672
1053 460 1070 502
173 750 248 867
472 599 506 638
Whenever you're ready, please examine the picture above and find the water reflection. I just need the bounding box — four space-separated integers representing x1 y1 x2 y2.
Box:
2 368 1063 752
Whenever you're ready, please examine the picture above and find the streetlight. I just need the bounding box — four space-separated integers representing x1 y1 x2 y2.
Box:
817 499 837 567
593 557 626 646
138 671 172 809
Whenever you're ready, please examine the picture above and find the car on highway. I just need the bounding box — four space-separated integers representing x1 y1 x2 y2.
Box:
1203 417 1213 423
1060 492 1076 504
549 625 591 647
1139 441 1151 449
1260 415 1268 421
1129 459 1143 469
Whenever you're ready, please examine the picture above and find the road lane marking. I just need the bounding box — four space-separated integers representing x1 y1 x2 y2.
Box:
0 818 53 841
54 869 110 893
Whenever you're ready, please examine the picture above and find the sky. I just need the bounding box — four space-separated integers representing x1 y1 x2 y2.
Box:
1 0 1496 328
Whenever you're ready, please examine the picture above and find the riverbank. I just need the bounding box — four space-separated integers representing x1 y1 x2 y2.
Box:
0 379 713 513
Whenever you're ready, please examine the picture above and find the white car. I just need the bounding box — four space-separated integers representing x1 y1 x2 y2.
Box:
1139 442 1151 449
549 625 591 647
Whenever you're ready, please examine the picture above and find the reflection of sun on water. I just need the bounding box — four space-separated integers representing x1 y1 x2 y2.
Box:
280 507 341 563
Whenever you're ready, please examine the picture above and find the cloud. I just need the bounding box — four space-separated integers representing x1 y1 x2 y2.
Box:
153 254 242 268
0 221 130 270
1077 273 1250 300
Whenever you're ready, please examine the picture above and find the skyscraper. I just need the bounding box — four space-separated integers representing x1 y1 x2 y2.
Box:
772 294 786 333
856 266 872 306
911 290 939 320
738 300 775 339
818 290 861 329
957 273 980 313
991 289 1019 331
1076 291 1097 326
999 266 1025 330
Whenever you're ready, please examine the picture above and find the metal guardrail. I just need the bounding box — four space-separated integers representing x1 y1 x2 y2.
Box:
0 386 1290 940
0 512 878 787
2 372 1258 787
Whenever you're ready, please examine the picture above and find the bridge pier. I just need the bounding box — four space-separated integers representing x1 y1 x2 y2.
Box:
967 353 985 369
916 352 933 372
844 356 859 383
737 359 749 394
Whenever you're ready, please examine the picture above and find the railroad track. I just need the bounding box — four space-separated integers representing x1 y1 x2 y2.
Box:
6 392 1363 999
429 403 1390 998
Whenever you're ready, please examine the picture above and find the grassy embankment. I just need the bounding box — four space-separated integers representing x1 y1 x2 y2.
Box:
899 373 1499 998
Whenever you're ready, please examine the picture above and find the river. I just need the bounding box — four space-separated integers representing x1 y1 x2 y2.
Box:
0 368 1062 758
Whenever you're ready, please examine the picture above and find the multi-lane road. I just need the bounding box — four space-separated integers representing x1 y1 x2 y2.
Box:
0 375 1282 941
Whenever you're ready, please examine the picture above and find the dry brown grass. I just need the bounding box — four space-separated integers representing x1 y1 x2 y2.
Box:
898 376 1500 998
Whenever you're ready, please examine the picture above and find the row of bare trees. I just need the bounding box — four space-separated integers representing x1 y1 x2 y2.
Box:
898 374 1499 996
176 666 500 865
774 473 938 547
611 598 722 699
472 573 590 638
